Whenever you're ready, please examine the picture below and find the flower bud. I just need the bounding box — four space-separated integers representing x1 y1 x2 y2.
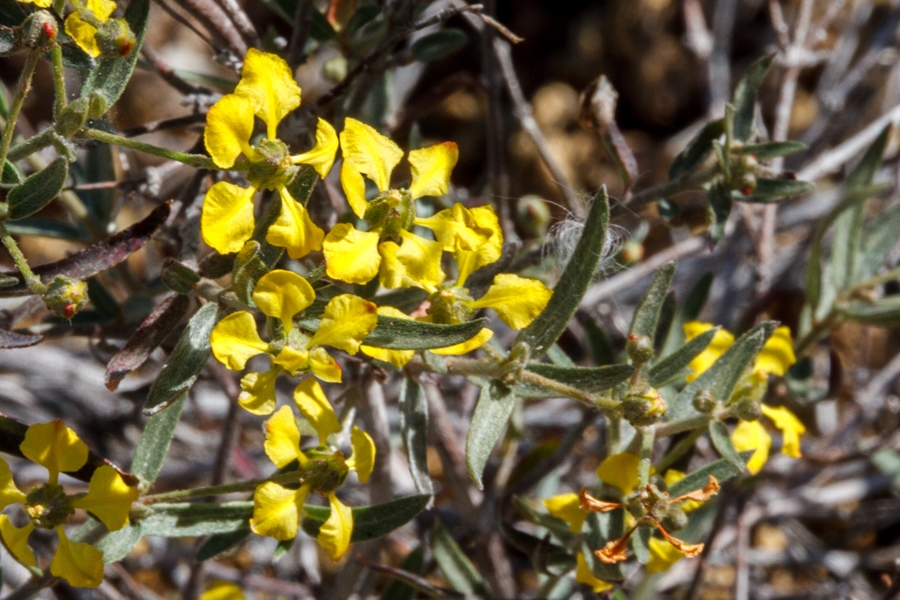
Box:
161 258 200 294
43 275 88 319
626 333 654 365
96 18 136 58
87 91 108 120
516 195 551 239
619 239 644 266
738 173 757 196
660 507 689 532
322 56 348 83
55 97 89 138
692 389 716 414
622 386 666 426
21 11 57 53
732 396 762 421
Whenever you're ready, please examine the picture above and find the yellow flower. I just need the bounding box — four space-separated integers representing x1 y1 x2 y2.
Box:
596 452 641 495
17 0 52 7
0 421 138 588
575 552 612 592
64 0 116 57
209 270 378 402
202 49 337 257
250 393 375 562
731 404 805 475
646 537 684 573
543 492 587 532
200 581 245 600
323 118 457 286
683 322 796 380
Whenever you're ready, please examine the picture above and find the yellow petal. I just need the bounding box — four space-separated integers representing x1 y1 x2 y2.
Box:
210 312 269 371
201 181 257 255
293 378 341 444
542 493 587 532
663 470 702 513
339 118 403 192
0 516 35 567
596 452 641 494
346 426 375 483
318 492 353 562
429 327 494 355
683 322 734 382
21 420 89 482
575 552 612 592
0 458 25 509
646 537 683 574
251 482 309 541
323 224 382 284
263 405 304 469
85 0 116 21
50 528 104 588
292 118 339 178
20 0 53 7
234 48 301 139
308 294 378 354
377 232 444 291
471 273 552 330
731 419 771 475
252 269 315 332
71 466 138 532
308 347 343 383
760 405 805 458
417 203 502 286
340 160 370 218
408 142 458 199
64 13 99 57
238 370 279 415
204 94 256 169
200 581 246 600
273 346 309 374
360 345 415 368
266 186 325 260
754 326 796 377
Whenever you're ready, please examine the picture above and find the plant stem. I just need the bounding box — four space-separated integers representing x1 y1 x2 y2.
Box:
51 45 67 117
655 414 710 437
637 426 655 486
7 128 55 162
0 221 45 293
140 466 319 504
78 128 239 171
626 165 719 209
654 426 705 473
793 309 838 357
0 52 39 171
851 265 900 293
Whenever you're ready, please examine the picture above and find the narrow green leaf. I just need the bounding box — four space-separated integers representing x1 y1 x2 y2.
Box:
2 160 22 184
859 203 900 281
143 302 220 415
632 527 650 564
399 378 434 500
669 119 724 179
283 164 317 206
301 494 432 542
411 29 469 62
582 511 624 583
709 420 744 470
131 392 187 483
837 298 900 326
96 523 143 564
648 327 718 387
431 522 491 597
381 547 427 600
196 529 251 561
363 317 487 350
654 292 677 355
583 315 615 365
546 343 576 367
847 124 891 191
525 363 634 393
80 0 150 107
7 157 68 220
465 382 516 490
667 451 754 496
516 188 609 357
707 181 732 242
737 140 806 159
732 55 774 141
140 502 252 537
500 523 576 575
629 261 676 342
742 177 813 198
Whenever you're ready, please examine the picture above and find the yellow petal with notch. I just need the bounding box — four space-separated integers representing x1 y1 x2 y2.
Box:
238 370 279 415
201 181 257 255
252 269 315 332
234 48 301 139
471 274 552 330
0 516 35 567
20 0 53 7
318 492 353 562
596 452 640 494
543 493 587 533
377 232 444 291
754 326 796 377
346 426 375 483
292 118 339 178
210 312 269 371
408 142 458 199
266 186 325 260
324 224 382 284
21 420 89 482
72 465 138 532
731 419 771 475
308 294 378 354
339 118 403 192
293 378 341 444
761 405 805 458
204 94 256 169
50 528 104 588
429 327 494 355
251 482 309 541
263 405 303 469
308 347 343 382
340 160 370 218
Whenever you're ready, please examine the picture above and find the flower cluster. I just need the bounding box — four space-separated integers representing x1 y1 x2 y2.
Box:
0 421 138 587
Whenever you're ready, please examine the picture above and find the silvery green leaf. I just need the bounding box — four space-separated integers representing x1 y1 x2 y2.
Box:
667 451 754 497
399 378 433 501
732 55 774 142
709 420 745 470
648 327 718 387
669 119 724 179
466 382 516 489
7 157 67 220
737 140 806 159
302 494 432 542
629 261 676 343
431 522 491 597
525 363 634 393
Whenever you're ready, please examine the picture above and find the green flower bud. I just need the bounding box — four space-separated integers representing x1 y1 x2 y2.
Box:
626 333 654 365
619 239 645 266
737 173 757 196
622 385 666 426
732 395 762 421
304 450 349 493
660 507 689 532
322 56 348 83
21 11 57 53
161 258 200 294
87 91 108 120
426 284 474 325
56 97 89 138
96 18 136 58
516 195 551 239
692 389 717 414
43 275 89 319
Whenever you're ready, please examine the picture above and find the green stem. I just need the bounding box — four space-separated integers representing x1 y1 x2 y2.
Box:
637 426 655 486
851 265 900 294
78 128 241 171
7 128 56 162
0 221 45 293
51 45 67 117
654 414 710 437
793 309 838 357
140 467 318 505
0 52 39 171
654 426 704 474
627 165 719 209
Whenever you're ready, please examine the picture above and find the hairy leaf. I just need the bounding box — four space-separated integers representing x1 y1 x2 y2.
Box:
466 382 516 490
7 157 68 220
